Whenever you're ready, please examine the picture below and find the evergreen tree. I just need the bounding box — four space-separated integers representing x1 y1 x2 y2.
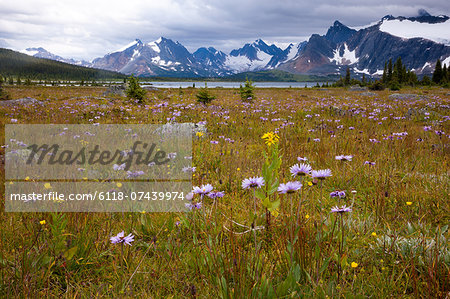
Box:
196 83 215 105
362 74 366 86
239 78 255 101
421 75 432 86
8 77 13 85
344 67 351 85
432 59 443 84
394 57 403 83
382 62 387 83
0 80 9 100
387 59 393 83
126 75 146 103
442 64 447 83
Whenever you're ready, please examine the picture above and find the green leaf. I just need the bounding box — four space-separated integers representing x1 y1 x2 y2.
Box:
63 246 78 261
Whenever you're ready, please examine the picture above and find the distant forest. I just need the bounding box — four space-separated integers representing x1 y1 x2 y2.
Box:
0 48 125 80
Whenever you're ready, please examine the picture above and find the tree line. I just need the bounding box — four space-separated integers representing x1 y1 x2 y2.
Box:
332 57 449 90
0 48 125 81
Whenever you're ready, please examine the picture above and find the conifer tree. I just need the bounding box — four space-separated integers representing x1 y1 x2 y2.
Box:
442 64 447 82
126 75 146 103
344 67 351 85
432 59 443 84
387 59 393 83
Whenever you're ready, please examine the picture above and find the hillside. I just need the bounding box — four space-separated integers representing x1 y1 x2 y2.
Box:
0 48 125 80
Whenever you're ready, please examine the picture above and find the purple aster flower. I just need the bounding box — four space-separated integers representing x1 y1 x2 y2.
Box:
242 177 265 189
185 202 202 210
297 156 308 162
113 163 126 171
192 184 213 195
110 231 134 245
278 181 302 194
210 140 219 144
290 163 312 177
182 166 196 173
435 130 445 136
311 169 332 180
364 161 376 166
335 155 353 161
207 191 225 199
330 205 352 213
185 192 194 201
127 170 145 178
330 190 346 198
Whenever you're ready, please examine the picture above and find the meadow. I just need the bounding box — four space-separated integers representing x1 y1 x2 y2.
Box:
0 85 449 298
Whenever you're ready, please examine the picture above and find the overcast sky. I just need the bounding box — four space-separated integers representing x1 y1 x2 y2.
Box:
1 0 448 61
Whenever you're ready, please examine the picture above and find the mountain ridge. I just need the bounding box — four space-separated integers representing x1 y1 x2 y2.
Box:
16 11 450 78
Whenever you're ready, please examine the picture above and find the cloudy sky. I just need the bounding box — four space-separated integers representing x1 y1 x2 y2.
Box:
1 0 448 61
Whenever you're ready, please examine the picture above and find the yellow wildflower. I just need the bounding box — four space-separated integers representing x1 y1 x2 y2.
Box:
351 262 358 268
261 132 279 146
406 201 412 206
40 220 46 225
44 183 52 189
116 182 122 188
196 132 204 138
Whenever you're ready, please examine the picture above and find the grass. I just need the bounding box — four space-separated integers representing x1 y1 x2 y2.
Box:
0 85 449 298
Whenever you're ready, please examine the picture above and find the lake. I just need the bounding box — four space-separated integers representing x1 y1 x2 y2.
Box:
141 81 324 88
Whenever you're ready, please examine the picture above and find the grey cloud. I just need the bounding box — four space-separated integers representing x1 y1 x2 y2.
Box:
0 0 449 60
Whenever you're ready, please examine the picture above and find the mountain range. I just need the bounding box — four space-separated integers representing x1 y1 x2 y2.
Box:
18 11 450 78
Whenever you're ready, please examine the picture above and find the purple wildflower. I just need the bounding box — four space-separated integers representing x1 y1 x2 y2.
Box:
207 191 225 199
278 181 302 194
364 161 376 166
330 191 346 198
182 166 196 173
127 170 145 178
192 184 213 195
335 155 353 161
330 205 352 213
290 163 312 177
185 202 202 210
242 177 265 189
110 231 134 245
311 169 332 180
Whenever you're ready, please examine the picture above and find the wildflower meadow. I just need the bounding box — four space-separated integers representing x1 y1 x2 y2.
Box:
0 85 449 297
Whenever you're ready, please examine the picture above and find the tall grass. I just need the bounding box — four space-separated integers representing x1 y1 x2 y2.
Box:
0 86 448 297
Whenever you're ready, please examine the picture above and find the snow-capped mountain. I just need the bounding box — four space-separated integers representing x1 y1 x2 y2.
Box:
279 11 450 76
192 47 232 76
224 39 283 72
17 10 450 77
20 47 90 66
90 38 296 76
91 37 206 77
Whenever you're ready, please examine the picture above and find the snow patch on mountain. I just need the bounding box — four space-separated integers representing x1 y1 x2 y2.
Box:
115 40 139 53
379 19 450 45
20 49 39 56
147 40 160 53
442 56 450 66
225 49 273 72
285 43 300 62
330 44 358 65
